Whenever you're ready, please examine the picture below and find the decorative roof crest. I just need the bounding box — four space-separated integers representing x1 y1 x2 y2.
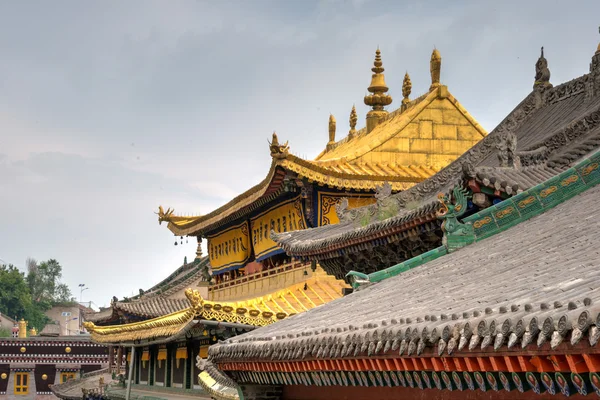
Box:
437 186 474 252
348 105 358 139
268 132 289 159
534 46 552 89
429 48 442 91
185 288 205 312
156 205 174 225
335 198 352 223
496 131 521 168
326 114 336 151
402 72 412 108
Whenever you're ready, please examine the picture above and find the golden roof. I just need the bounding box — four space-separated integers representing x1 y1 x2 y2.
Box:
84 272 347 343
159 49 487 237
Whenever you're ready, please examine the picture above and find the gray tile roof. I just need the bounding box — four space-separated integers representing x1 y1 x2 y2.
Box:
210 181 600 362
85 257 209 323
274 76 600 257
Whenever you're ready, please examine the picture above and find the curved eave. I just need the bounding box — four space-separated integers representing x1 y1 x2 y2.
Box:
163 158 429 237
85 307 196 344
273 200 442 258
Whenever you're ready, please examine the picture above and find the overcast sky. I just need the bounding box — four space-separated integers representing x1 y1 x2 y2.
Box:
0 0 598 308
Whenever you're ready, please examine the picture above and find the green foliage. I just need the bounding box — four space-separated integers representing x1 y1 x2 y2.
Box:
0 327 11 338
0 258 72 333
27 259 74 305
0 264 31 320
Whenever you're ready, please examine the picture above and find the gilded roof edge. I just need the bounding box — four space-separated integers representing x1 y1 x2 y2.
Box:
316 86 487 163
162 157 426 236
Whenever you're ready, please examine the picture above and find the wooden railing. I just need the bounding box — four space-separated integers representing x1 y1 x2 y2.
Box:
208 261 311 302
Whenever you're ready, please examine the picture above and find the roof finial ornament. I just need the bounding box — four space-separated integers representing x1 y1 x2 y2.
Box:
326 114 336 151
402 71 412 111
597 25 600 54
429 48 442 91
364 48 392 133
348 105 358 139
268 131 289 159
534 46 552 89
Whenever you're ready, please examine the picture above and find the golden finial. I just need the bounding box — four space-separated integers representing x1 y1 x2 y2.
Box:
402 72 412 110
364 48 392 133
430 48 442 91
328 114 336 144
596 25 600 54
348 105 358 139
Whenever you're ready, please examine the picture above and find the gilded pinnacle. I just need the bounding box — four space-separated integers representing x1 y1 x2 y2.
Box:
328 114 336 144
597 25 600 54
430 48 442 91
402 72 412 105
365 48 392 111
349 105 357 130
348 105 358 139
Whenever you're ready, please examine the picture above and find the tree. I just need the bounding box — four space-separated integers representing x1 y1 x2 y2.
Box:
0 264 31 319
0 264 49 331
27 259 74 305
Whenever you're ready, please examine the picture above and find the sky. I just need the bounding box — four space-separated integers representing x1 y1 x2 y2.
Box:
0 0 599 308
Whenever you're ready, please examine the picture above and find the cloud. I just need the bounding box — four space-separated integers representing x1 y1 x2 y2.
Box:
0 0 599 305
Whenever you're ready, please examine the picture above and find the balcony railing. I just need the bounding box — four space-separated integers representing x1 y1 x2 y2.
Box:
208 261 311 302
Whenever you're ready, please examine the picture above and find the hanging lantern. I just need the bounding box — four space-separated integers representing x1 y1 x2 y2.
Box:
174 241 178 246
303 269 308 276
303 283 308 291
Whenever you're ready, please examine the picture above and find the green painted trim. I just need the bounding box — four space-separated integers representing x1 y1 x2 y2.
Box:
347 246 448 289
348 150 600 288
464 151 600 240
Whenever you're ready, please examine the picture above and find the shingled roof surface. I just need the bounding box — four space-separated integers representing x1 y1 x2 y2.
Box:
210 180 600 361
85 257 209 323
274 76 600 255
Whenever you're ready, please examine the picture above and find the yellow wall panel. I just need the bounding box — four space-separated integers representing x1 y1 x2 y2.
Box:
433 124 457 140
457 125 484 140
409 139 434 154
417 108 443 124
418 120 433 139
442 108 471 125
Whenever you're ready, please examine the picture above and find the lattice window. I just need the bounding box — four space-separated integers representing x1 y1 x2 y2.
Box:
14 372 29 395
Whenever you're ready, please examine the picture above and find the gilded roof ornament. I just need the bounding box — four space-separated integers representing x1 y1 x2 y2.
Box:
268 132 289 159
429 48 442 91
156 206 174 225
327 114 336 149
348 105 358 139
402 72 412 109
534 46 552 89
364 48 392 109
597 26 600 54
364 48 392 133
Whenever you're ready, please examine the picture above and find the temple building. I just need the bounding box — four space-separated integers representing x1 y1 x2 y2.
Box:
157 47 486 299
71 46 487 399
0 319 108 399
199 35 600 399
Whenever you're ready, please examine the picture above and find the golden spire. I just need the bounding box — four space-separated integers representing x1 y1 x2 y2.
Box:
348 105 358 139
326 114 336 151
402 72 412 110
364 48 392 133
430 48 442 91
596 25 600 54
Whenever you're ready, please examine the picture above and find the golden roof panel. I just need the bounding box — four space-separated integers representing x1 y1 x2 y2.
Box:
85 272 349 344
